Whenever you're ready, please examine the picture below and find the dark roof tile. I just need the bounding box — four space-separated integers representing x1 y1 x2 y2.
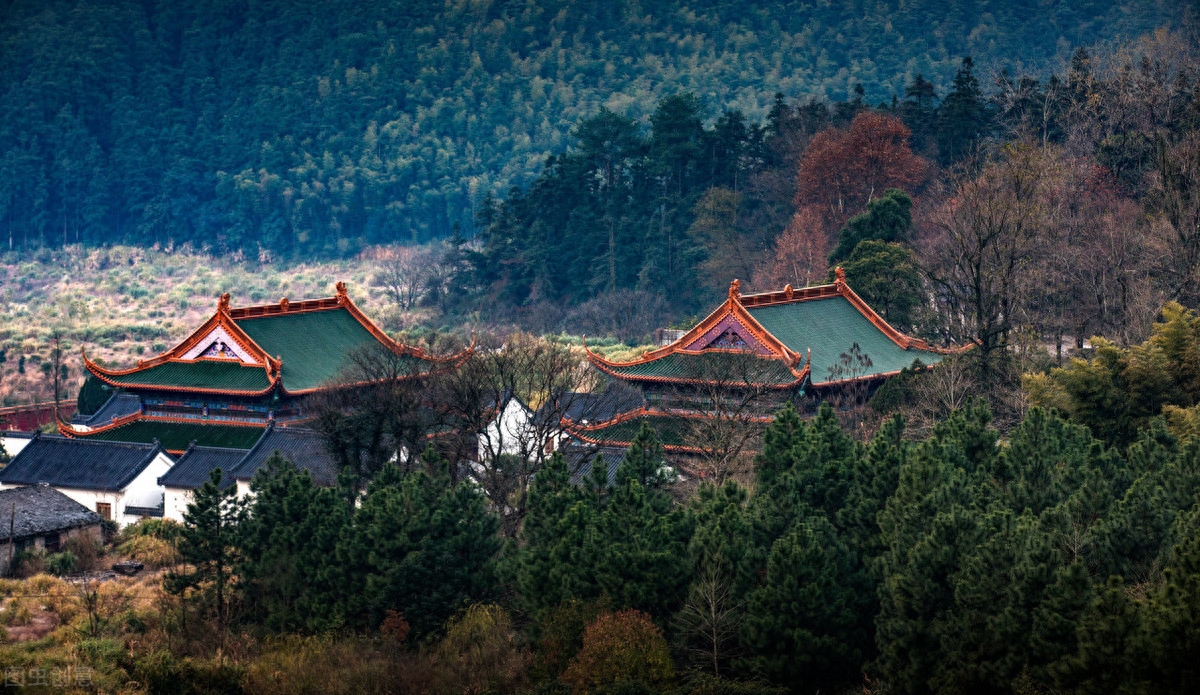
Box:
78 393 142 426
0 435 168 492
78 418 268 452
159 445 249 490
0 486 103 540
232 426 339 486
561 446 625 487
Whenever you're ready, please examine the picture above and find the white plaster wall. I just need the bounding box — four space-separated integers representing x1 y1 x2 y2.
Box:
0 435 33 459
2 486 125 526
479 397 535 462
123 452 173 509
0 450 173 528
163 487 193 523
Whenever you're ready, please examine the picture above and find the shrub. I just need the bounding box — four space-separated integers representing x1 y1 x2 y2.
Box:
433 604 530 694
559 609 674 694
120 518 183 543
12 548 45 577
45 551 77 576
0 598 32 626
135 651 245 695
535 598 613 681
244 635 437 695
63 533 104 571
116 535 179 568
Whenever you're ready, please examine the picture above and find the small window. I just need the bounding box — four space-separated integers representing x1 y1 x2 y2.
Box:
96 503 111 521
43 533 60 553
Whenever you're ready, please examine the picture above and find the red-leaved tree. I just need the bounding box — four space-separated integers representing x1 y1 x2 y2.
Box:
794 111 930 235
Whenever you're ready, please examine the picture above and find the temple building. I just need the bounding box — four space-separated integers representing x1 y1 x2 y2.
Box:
563 270 968 455
63 283 469 454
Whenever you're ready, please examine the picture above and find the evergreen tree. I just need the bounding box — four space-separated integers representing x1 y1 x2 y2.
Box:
841 240 922 328
827 188 913 264
516 452 591 616
740 516 869 692
239 451 352 632
75 375 110 416
616 421 676 491
675 481 755 677
936 57 987 164
166 468 245 635
355 447 501 637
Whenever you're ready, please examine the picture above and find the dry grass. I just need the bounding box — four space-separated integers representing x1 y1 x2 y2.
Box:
117 535 180 568
244 635 432 695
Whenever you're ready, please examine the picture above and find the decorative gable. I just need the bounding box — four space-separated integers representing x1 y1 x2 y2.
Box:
684 313 775 356
179 326 258 364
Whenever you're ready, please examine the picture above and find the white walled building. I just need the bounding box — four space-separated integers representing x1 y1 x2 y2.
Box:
0 435 174 528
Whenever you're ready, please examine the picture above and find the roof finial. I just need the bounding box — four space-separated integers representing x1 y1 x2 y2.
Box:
335 281 348 302
784 284 794 300
728 278 741 301
280 297 289 311
834 267 846 286
218 293 231 314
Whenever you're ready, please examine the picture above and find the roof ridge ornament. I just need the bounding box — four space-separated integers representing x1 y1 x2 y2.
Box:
834 266 846 288
280 297 289 311
335 281 348 304
728 278 741 301
218 293 231 315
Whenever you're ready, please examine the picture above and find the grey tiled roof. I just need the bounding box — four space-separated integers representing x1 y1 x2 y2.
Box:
562 445 625 487
0 485 103 540
74 393 141 426
0 435 167 492
159 444 249 490
232 426 338 487
536 386 645 427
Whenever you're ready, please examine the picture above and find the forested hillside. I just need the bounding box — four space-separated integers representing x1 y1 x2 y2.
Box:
0 0 1179 256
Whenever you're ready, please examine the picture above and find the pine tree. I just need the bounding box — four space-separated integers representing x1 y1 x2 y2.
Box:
740 516 869 692
827 188 913 264
590 475 691 619
936 57 987 164
616 421 675 491
239 451 352 632
166 468 245 637
357 447 502 637
516 453 591 616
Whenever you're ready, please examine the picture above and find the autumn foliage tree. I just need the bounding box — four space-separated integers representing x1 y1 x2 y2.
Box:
794 111 930 235
559 609 674 694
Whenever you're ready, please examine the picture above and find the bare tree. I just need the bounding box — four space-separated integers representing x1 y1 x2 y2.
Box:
1149 131 1200 307
436 332 602 536
372 246 435 311
314 339 464 486
919 145 1060 381
673 562 744 678
668 351 786 485
822 342 878 437
899 355 980 437
566 290 671 344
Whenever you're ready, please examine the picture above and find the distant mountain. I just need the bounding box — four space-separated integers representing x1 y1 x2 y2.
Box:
0 0 1178 256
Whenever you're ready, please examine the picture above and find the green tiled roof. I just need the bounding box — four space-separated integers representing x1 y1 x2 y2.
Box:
745 296 941 384
234 308 431 392
101 360 273 392
601 351 800 386
81 419 267 451
577 415 695 449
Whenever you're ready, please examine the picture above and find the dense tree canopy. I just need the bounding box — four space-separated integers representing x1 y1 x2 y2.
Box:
0 0 1178 258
